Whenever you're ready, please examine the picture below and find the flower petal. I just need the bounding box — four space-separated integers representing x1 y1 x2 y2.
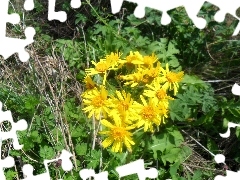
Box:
101 120 114 128
102 137 114 148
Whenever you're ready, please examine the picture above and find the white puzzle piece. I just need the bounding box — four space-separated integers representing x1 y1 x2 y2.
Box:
110 0 240 35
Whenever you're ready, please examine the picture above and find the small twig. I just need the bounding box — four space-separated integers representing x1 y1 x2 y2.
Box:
206 42 216 62
184 164 194 174
182 163 224 173
92 114 96 150
79 24 90 69
21 149 38 163
99 122 103 172
181 130 215 157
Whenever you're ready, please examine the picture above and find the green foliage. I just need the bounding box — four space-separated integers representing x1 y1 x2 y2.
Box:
169 76 217 122
2 1 240 179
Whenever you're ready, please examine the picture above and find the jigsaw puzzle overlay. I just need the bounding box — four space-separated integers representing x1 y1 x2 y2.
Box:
0 0 81 62
110 0 240 36
0 0 239 62
212 83 240 179
0 105 158 180
0 0 240 179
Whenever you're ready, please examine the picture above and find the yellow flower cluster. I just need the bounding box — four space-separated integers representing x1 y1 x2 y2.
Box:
81 51 184 153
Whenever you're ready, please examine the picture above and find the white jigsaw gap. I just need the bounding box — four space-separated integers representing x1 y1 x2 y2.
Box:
24 0 34 11
213 83 240 179
48 0 81 22
0 0 36 62
21 149 73 180
0 0 82 62
110 0 240 35
0 101 27 180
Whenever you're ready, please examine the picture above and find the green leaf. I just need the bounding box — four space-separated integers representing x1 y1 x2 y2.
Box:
30 130 42 143
150 127 184 159
192 170 203 180
71 126 84 138
170 161 181 179
228 108 240 117
161 148 181 165
76 143 87 155
236 127 240 139
161 145 191 166
167 127 184 146
207 138 218 154
168 59 180 68
181 75 207 88
168 41 179 55
5 170 17 179
87 150 100 169
39 146 55 159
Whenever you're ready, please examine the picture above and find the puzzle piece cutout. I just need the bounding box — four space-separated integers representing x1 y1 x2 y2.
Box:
0 0 82 62
116 159 158 180
212 83 240 179
0 0 36 62
214 153 240 180
21 149 73 180
79 169 109 180
0 101 28 179
110 0 240 36
0 102 28 150
48 0 81 22
0 154 15 180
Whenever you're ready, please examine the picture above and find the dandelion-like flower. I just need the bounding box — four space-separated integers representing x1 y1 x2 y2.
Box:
82 86 110 120
118 51 144 66
160 63 184 95
142 53 158 68
134 96 167 132
105 52 122 68
144 77 174 107
141 62 161 84
99 117 135 153
85 52 120 85
119 70 144 87
109 90 140 123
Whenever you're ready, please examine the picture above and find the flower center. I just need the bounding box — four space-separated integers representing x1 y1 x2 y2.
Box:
118 101 129 111
156 89 167 99
95 62 108 73
111 127 126 141
141 106 155 119
92 95 104 107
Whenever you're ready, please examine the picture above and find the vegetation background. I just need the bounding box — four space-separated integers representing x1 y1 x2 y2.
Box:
1 0 240 179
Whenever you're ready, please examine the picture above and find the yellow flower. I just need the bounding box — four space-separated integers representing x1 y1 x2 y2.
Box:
109 90 140 123
119 70 144 87
158 103 168 124
142 53 158 68
134 96 166 132
85 53 119 85
83 76 96 90
160 63 184 95
82 86 110 120
141 62 161 84
143 77 174 107
105 52 122 68
99 118 135 153
118 51 144 66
